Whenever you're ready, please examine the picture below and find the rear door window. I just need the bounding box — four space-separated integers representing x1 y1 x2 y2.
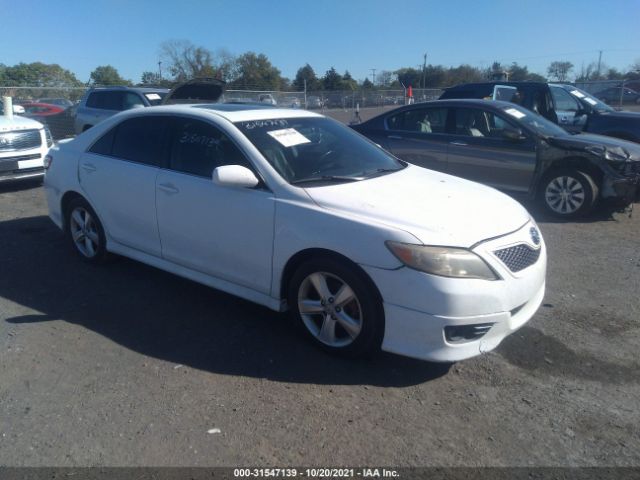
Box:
107 116 169 166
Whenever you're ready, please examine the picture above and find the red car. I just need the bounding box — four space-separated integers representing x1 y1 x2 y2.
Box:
20 102 75 139
20 102 65 116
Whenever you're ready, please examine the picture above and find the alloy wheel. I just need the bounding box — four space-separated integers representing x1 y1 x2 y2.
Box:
69 207 100 258
544 175 586 215
297 271 363 347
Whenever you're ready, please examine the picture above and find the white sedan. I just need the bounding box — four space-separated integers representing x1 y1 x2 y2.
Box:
43 104 546 362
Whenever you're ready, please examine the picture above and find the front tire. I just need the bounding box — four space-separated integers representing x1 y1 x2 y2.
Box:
66 197 110 263
538 169 598 218
287 257 384 357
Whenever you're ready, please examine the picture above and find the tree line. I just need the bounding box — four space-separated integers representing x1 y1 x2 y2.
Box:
2 40 639 92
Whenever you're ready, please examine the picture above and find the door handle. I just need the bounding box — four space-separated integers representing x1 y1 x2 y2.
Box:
158 183 179 195
449 141 468 146
81 163 97 173
387 135 403 140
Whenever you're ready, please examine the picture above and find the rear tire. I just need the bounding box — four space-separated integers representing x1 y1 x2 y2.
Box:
65 197 110 264
538 169 598 219
287 257 384 357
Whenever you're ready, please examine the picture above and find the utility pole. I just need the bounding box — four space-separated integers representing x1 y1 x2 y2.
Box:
304 79 307 109
370 68 376 85
158 61 162 79
597 50 603 78
422 52 427 89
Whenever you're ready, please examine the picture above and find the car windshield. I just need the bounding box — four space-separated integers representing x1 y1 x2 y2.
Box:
236 117 405 185
500 104 570 137
566 86 614 113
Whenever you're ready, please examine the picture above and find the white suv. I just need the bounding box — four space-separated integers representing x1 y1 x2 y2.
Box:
44 104 546 362
1 110 52 182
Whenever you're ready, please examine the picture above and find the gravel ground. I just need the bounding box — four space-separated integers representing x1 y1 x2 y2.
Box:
0 171 639 466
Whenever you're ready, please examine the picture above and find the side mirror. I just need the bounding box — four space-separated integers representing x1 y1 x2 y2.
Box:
212 165 260 188
502 126 525 141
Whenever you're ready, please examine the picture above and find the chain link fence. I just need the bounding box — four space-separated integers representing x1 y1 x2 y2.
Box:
0 83 444 139
574 79 640 109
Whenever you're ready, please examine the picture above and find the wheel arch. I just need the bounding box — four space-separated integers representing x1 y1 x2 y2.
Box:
539 156 604 193
60 191 103 232
279 248 384 308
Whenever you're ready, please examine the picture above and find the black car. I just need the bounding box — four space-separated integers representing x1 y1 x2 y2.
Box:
439 81 640 144
594 87 640 105
352 99 640 218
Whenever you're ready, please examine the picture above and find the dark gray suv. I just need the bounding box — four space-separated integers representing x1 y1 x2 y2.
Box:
74 86 169 134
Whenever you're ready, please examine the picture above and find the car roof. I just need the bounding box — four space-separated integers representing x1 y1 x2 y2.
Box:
399 98 519 109
444 81 571 90
120 103 323 122
88 86 169 93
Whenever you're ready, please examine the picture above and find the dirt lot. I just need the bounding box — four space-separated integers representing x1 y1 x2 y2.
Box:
0 173 639 466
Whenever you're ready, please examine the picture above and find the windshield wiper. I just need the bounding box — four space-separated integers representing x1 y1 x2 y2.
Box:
290 175 364 185
362 167 403 178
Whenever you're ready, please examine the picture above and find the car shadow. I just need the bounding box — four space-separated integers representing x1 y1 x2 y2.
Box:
0 215 449 387
514 196 625 224
0 178 43 194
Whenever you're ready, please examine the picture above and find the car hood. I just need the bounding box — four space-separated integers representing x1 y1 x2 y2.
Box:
304 165 531 248
0 115 44 132
596 110 640 120
547 133 640 161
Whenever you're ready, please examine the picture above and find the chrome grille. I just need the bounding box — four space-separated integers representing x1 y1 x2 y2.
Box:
493 244 541 272
0 129 42 152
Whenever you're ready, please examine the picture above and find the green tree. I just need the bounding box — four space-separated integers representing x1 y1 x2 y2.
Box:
139 71 173 87
321 67 343 90
231 52 283 90
423 65 446 87
90 65 131 86
394 67 422 88
361 78 374 89
1 62 82 87
292 63 320 91
444 64 484 86
547 61 574 82
342 70 358 90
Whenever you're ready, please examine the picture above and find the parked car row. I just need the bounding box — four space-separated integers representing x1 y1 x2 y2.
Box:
16 80 640 364
440 81 640 143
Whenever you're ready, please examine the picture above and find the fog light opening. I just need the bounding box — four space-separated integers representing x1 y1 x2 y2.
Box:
445 323 495 344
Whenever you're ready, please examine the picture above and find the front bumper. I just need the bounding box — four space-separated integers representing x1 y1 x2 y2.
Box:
362 221 547 362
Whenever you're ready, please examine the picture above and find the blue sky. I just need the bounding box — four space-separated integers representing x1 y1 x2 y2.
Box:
2 0 640 85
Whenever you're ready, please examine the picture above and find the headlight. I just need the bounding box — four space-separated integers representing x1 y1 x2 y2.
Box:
586 145 629 162
385 241 499 280
44 127 53 147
